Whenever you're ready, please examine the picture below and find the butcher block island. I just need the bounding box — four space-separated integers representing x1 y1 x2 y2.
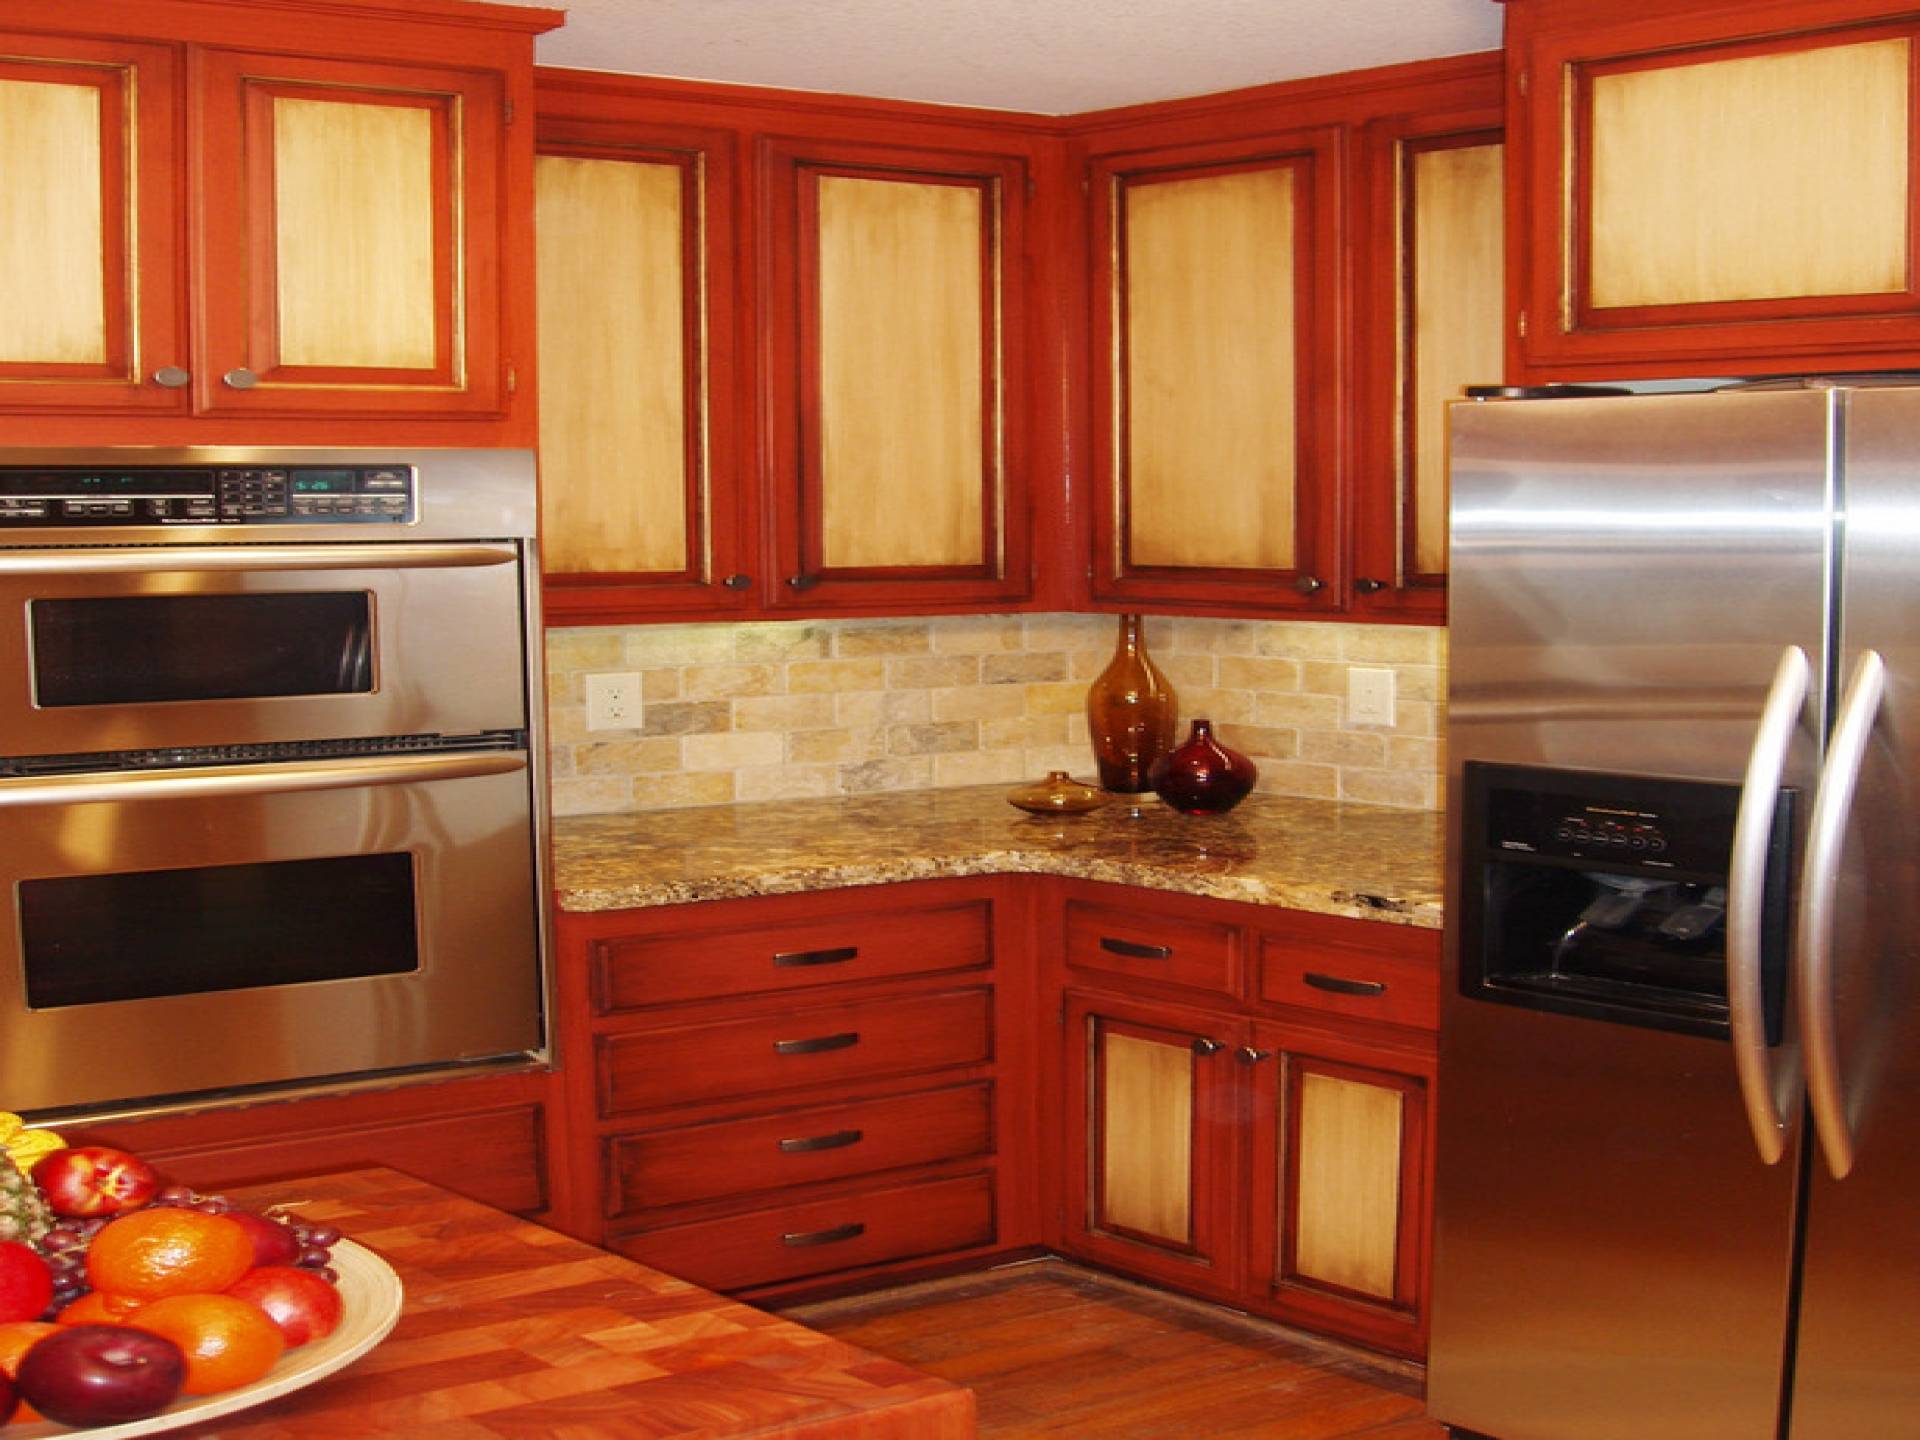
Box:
155 1167 972 1438
548 787 1444 1360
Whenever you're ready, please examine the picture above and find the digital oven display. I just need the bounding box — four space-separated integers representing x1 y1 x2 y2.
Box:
290 471 357 494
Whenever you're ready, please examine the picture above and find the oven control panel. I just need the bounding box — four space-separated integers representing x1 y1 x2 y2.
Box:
0 466 415 526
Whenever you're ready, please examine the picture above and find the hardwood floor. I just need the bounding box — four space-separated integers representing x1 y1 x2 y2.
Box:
784 1260 1447 1438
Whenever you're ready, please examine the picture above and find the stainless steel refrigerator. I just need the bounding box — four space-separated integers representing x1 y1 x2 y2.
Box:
1429 379 1920 1439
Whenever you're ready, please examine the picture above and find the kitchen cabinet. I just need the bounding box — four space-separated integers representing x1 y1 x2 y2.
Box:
549 878 1042 1297
0 0 553 445
534 117 752 622
1505 0 1920 380
535 72 1063 623
1051 882 1438 1356
1078 52 1503 621
1352 105 1505 620
1087 128 1344 615
65 1068 564 1222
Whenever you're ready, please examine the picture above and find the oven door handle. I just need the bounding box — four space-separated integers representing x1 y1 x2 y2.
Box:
0 750 526 808
0 543 518 575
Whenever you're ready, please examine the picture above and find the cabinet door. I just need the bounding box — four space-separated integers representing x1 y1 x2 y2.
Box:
1513 8 1920 377
1354 112 1503 620
535 122 750 621
0 34 184 413
762 139 1031 610
1089 131 1342 612
1060 992 1242 1297
191 49 506 416
1246 1026 1433 1357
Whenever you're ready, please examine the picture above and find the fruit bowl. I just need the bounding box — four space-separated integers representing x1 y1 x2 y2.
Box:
8 1238 402 1438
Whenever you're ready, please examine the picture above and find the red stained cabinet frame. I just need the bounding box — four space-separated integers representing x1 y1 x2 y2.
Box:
1505 0 1920 380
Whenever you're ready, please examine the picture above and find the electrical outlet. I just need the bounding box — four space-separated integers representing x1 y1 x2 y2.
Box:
1348 667 1396 727
585 671 642 731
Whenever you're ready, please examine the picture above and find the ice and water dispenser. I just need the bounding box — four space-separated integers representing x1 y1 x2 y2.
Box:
1457 763 1794 1041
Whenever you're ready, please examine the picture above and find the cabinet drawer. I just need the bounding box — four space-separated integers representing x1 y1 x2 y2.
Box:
604 1083 993 1215
597 988 993 1116
1259 936 1438 1031
609 1172 995 1291
591 901 991 1011
1066 901 1239 996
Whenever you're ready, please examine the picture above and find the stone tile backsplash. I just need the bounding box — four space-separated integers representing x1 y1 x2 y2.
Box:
545 614 1446 816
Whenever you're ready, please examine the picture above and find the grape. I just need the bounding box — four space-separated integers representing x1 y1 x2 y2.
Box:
305 1225 341 1248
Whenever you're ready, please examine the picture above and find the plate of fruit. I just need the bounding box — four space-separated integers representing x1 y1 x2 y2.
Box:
0 1118 402 1435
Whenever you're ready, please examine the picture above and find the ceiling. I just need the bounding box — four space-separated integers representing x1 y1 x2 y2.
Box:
533 0 1508 115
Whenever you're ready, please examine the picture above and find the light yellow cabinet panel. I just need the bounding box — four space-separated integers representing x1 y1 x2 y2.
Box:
1291 1070 1404 1299
816 174 985 572
1589 39 1909 310
536 153 692 578
0 77 107 366
1123 165 1297 572
1099 1030 1195 1244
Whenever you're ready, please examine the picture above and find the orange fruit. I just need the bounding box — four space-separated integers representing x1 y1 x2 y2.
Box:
0 1319 59 1421
87 1208 255 1301
131 1292 285 1395
55 1290 145 1325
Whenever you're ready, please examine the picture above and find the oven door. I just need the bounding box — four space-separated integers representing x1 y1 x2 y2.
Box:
0 750 543 1114
0 543 527 757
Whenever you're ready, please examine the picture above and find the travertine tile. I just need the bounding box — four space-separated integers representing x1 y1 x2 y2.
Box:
787 658 888 693
1342 767 1435 809
1218 656 1303 692
983 652 1068 685
733 623 832 661
1254 758 1341 800
621 624 735 667
834 622 932 656
983 714 1070 750
682 662 782 700
628 771 736 809
840 756 934 793
735 764 839 802
684 731 785 771
641 701 732 736
576 738 682 773
550 775 634 816
1255 692 1343 729
733 694 837 732
837 690 932 728
931 616 1026 653
932 750 1027 786
1343 627 1440 664
1025 681 1087 716
1299 729 1388 766
933 686 1028 722
887 655 981 690
890 721 980 756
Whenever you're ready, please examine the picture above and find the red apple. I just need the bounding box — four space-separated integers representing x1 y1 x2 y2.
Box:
225 1210 301 1269
30 1147 159 1218
0 1241 53 1324
226 1266 343 1347
15 1324 185 1427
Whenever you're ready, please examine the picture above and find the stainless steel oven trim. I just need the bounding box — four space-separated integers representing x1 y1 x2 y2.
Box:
0 543 518 575
0 749 525 808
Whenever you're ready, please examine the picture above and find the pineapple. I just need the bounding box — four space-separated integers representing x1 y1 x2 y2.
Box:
0 1111 61 1245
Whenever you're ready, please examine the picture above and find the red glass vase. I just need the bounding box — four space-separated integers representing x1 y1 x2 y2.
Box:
1085 615 1178 794
1150 718 1257 815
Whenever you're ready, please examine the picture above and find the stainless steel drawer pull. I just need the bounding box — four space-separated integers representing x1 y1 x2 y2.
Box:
773 1031 860 1056
782 1222 865 1248
1304 972 1386 997
772 945 859 968
1100 936 1173 960
778 1128 864 1154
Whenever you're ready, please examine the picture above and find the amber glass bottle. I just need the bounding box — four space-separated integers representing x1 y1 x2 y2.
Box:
1085 614 1178 793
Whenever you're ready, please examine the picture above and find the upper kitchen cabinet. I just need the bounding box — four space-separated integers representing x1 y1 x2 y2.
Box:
1352 106 1505 620
1506 0 1920 379
1087 129 1344 615
760 137 1034 613
533 71 1065 623
534 117 751 622
0 0 557 445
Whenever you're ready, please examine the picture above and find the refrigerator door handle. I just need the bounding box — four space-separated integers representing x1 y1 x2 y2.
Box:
1728 643 1810 1166
1798 648 1887 1180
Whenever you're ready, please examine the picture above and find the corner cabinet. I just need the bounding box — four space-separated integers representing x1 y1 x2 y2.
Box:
1053 883 1439 1357
1088 130 1344 614
1506 0 1920 379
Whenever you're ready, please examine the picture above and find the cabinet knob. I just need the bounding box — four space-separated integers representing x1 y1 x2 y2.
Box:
222 367 260 390
1354 577 1391 594
1293 575 1325 595
1191 1037 1226 1057
150 366 191 389
786 573 821 591
721 573 753 591
1236 1046 1275 1065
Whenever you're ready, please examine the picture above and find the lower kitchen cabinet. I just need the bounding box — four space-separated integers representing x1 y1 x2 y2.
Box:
1051 881 1439 1357
551 878 1041 1298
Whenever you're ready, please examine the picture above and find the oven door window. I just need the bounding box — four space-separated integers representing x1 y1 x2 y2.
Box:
20 854 418 1008
29 592 374 707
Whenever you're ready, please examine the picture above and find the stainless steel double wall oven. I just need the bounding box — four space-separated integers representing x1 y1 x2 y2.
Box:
0 448 549 1118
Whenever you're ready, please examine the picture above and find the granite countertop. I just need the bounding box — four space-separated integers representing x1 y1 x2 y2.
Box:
552 784 1444 929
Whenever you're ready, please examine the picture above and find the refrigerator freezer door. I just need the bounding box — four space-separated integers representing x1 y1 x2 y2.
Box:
1431 389 1832 1440
1788 387 1920 1438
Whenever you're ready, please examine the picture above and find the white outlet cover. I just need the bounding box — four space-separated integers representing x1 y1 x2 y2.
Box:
585 671 642 731
1348 667 1396 727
